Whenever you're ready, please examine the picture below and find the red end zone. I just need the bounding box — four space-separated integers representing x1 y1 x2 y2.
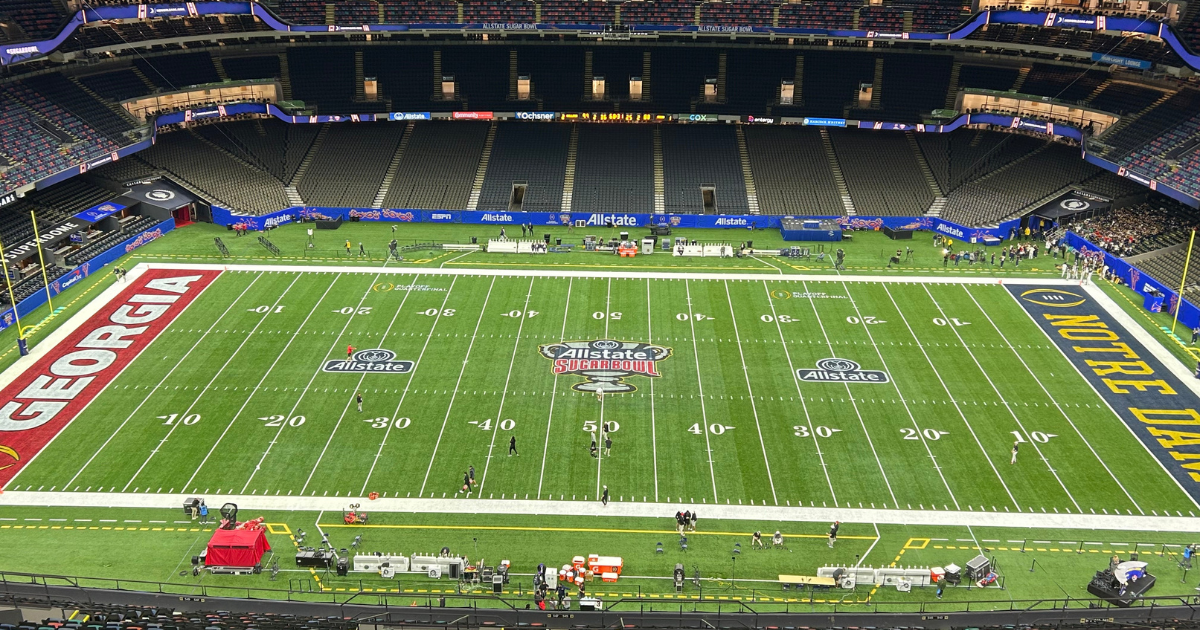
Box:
0 268 220 487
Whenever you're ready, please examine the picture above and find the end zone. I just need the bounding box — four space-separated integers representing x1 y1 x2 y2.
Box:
0 268 221 487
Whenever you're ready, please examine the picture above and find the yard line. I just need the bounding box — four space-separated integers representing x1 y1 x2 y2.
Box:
299 274 423 495
595 277 612 498
962 285 1143 514
122 273 304 491
920 284 1081 512
477 277 537 496
722 280 777 505
63 272 265 490
751 255 784 275
182 273 342 493
762 281 837 505
878 284 1019 512
419 277 497 496
441 251 473 268
683 279 719 503
361 277 460 494
800 280 898 508
536 277 574 499
840 281 959 510
240 272 386 494
647 279 659 502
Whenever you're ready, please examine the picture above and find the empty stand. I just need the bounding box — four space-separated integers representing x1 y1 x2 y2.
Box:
571 124 654 213
222 55 282 81
363 47 436 111
297 122 406 207
957 64 1019 92
660 124 747 214
477 122 571 212
383 121 488 210
134 52 222 89
288 47 358 113
19 74 137 143
743 125 842 216
195 119 320 184
138 129 290 214
878 54 952 122
829 127 931 216
77 69 152 103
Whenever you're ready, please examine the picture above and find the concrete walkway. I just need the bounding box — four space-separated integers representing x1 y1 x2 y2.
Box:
1 491 1197 532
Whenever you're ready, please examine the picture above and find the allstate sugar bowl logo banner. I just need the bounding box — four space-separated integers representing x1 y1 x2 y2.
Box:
540 339 672 394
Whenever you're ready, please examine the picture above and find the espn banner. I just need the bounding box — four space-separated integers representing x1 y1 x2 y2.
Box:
0 268 220 486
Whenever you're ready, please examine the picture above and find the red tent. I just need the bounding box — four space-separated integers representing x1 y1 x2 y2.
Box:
205 528 271 567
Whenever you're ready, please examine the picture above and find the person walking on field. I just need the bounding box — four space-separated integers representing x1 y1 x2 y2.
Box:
601 485 609 506
347 344 355 358
828 521 839 548
509 435 519 456
1011 441 1019 464
356 391 363 412
604 435 612 457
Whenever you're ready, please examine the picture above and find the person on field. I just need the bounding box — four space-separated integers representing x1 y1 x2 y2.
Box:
356 391 363 412
463 471 471 493
752 531 764 549
469 464 476 487
828 521 839 548
604 435 612 457
345 239 352 254
509 435 519 456
601 485 609 506
1190 326 1198 345
347 344 355 358
1011 441 1019 464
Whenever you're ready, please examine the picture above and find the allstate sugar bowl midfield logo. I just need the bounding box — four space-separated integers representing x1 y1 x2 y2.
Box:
540 339 672 394
798 358 889 383
323 349 414 373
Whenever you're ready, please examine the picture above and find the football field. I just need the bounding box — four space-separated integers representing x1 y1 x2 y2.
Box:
4 264 1198 522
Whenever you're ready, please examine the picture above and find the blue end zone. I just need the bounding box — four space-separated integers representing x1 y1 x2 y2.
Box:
1007 285 1200 506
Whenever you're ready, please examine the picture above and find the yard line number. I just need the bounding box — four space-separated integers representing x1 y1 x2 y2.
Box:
470 418 515 431
159 414 200 426
760 314 796 323
259 415 306 427
932 317 970 326
677 313 714 321
502 310 539 318
594 311 622 320
689 423 733 435
583 420 620 433
249 305 285 313
903 427 948 440
1012 430 1056 443
846 316 885 325
421 308 455 317
334 306 372 315
793 425 840 438
365 417 411 429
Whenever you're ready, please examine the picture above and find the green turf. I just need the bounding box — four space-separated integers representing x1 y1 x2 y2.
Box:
9 268 1191 515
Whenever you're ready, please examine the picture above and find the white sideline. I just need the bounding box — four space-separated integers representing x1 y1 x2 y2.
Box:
133 262 1077 285
0 490 1198 532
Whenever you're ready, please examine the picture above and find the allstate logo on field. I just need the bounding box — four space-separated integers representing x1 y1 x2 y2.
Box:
323 349 414 374
798 358 889 384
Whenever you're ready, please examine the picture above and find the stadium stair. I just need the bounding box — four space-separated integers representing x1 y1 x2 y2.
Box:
277 53 293 101
1096 90 1175 146
906 131 943 198
641 51 652 101
213 57 230 82
870 57 884 109
1085 78 1113 105
653 126 665 213
129 66 157 92
371 120 415 208
1011 66 1031 92
68 77 137 128
793 55 804 105
288 123 328 189
944 61 961 110
560 123 578 212
324 2 335 25
735 125 759 215
925 197 947 217
717 52 727 103
466 121 496 210
819 128 855 216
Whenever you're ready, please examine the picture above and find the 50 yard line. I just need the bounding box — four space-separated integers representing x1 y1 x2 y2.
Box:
723 280 777 505
595 277 612 499
419 277 497 496
183 273 343 493
360 276 460 494
122 272 304 492
536 277 573 499
63 271 265 490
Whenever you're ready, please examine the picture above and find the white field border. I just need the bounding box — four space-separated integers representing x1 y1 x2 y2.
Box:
2 262 1195 532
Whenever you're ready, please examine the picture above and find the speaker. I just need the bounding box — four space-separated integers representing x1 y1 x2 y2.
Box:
746 240 753 249
191 555 200 565
471 236 478 244
336 557 348 576
544 233 551 243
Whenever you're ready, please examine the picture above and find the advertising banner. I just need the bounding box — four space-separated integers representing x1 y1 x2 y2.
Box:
73 200 127 224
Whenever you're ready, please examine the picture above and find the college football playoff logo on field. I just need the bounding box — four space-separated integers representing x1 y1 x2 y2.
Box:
798 358 889 383
540 339 672 394
323 349 414 373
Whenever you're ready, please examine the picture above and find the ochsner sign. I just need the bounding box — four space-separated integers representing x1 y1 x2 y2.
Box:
0 269 220 486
